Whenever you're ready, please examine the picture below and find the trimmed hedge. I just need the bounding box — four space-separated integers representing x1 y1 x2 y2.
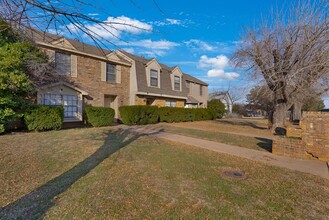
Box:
193 108 216 121
119 105 215 125
24 105 64 131
119 105 159 125
158 107 195 122
85 106 115 127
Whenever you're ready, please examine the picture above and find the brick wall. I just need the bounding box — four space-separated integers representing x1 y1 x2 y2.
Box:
71 55 130 107
272 137 313 160
272 111 329 162
135 95 185 107
300 112 329 161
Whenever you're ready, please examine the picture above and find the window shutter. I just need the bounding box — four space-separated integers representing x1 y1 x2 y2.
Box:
46 50 55 63
101 62 106 81
170 74 174 90
71 55 77 77
116 65 121 83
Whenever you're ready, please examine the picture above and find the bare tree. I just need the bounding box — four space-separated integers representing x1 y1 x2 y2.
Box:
233 0 329 131
0 0 153 50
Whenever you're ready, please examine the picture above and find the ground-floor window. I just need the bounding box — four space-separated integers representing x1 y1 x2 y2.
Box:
165 100 176 107
44 94 78 119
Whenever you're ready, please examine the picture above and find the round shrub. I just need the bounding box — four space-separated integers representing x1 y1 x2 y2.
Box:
24 105 64 131
85 106 115 127
207 99 226 119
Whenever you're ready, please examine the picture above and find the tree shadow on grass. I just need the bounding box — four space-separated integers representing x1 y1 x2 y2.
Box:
215 120 268 130
256 137 273 152
0 128 163 219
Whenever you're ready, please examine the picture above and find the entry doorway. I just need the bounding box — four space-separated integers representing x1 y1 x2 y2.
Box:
104 95 118 119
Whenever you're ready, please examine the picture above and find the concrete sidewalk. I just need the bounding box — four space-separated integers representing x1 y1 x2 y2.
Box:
147 131 329 180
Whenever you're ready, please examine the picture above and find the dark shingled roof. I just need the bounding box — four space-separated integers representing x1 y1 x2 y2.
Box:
187 96 200 104
120 51 207 98
27 29 207 98
26 29 112 57
183 73 208 86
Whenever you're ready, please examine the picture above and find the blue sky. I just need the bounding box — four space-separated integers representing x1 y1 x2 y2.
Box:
47 0 329 106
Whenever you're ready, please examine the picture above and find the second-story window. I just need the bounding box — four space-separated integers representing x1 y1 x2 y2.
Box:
150 69 158 87
55 52 71 76
174 76 180 91
200 85 203 96
106 63 116 83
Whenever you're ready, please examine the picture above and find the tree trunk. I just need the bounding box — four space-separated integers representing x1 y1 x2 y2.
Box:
270 89 289 133
271 102 288 133
290 101 302 122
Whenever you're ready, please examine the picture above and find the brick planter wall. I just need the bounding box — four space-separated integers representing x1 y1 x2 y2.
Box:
272 137 314 160
272 111 329 162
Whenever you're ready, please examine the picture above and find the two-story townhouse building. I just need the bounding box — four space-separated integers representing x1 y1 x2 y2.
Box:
30 30 132 123
28 30 208 124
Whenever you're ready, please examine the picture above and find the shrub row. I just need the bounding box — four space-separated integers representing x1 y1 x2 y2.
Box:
119 105 159 125
23 105 115 132
85 106 115 127
24 105 63 131
119 105 215 125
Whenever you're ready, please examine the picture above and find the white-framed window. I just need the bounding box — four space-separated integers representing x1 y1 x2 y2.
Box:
174 76 180 91
55 52 71 76
106 63 116 83
200 85 203 96
150 69 158 87
165 100 176 107
44 94 78 119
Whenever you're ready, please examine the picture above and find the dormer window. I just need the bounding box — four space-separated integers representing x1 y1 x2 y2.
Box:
174 76 180 91
55 52 71 76
150 69 158 87
106 63 116 83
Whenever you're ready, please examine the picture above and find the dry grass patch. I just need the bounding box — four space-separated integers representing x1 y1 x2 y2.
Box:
1 127 328 219
156 124 272 152
162 118 273 138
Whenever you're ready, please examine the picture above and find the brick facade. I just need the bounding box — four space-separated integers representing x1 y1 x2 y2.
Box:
135 95 185 107
72 55 130 108
273 112 329 162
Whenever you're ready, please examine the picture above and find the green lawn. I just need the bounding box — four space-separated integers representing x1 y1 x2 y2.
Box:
1 127 328 219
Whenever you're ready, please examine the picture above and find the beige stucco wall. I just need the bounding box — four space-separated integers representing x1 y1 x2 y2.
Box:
188 82 208 108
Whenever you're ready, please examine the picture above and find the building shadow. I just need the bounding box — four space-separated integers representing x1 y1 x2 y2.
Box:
215 120 268 130
0 128 163 219
256 137 273 152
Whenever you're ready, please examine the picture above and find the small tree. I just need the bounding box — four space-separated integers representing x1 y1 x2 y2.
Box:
0 20 50 133
207 99 226 119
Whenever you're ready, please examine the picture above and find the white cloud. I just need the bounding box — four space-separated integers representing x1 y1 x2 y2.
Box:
198 55 239 81
64 16 152 39
166 18 181 25
207 70 239 80
151 18 192 27
120 39 179 57
199 55 229 69
184 39 215 51
87 13 99 16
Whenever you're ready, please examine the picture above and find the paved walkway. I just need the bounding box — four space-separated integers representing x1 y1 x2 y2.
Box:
130 126 329 180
